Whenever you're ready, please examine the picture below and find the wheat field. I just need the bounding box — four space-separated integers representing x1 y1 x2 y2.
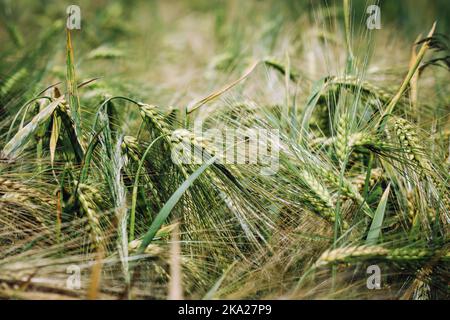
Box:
0 0 448 300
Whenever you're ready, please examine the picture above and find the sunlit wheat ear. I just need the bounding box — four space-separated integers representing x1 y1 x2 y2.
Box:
312 165 373 219
393 117 450 211
0 177 36 197
394 118 424 164
170 128 218 164
0 176 56 223
315 245 449 268
410 266 433 300
170 128 271 247
121 135 162 208
77 184 104 250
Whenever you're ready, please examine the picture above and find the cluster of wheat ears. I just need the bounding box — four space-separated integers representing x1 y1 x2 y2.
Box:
0 1 448 299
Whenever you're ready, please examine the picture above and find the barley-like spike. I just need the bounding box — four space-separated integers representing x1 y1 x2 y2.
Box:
121 135 163 208
138 103 171 135
412 266 432 300
351 168 383 193
300 170 342 226
394 117 450 211
315 245 449 267
171 128 218 164
312 132 375 150
170 129 269 245
329 76 393 102
122 135 141 163
0 68 28 97
0 177 56 207
315 245 389 267
406 189 419 225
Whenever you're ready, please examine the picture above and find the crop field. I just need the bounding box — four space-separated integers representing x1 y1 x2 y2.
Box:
0 0 448 300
